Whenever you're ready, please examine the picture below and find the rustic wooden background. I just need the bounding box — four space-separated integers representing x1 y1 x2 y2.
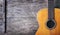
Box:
0 0 60 35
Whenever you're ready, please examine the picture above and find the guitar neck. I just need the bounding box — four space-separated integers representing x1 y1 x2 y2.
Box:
48 0 55 19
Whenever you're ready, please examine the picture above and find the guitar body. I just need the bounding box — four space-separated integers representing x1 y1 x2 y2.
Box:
36 8 60 35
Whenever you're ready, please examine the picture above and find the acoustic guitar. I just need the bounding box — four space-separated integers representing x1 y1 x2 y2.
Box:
36 0 60 35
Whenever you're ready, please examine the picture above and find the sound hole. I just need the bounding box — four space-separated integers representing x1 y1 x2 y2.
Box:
47 20 55 29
